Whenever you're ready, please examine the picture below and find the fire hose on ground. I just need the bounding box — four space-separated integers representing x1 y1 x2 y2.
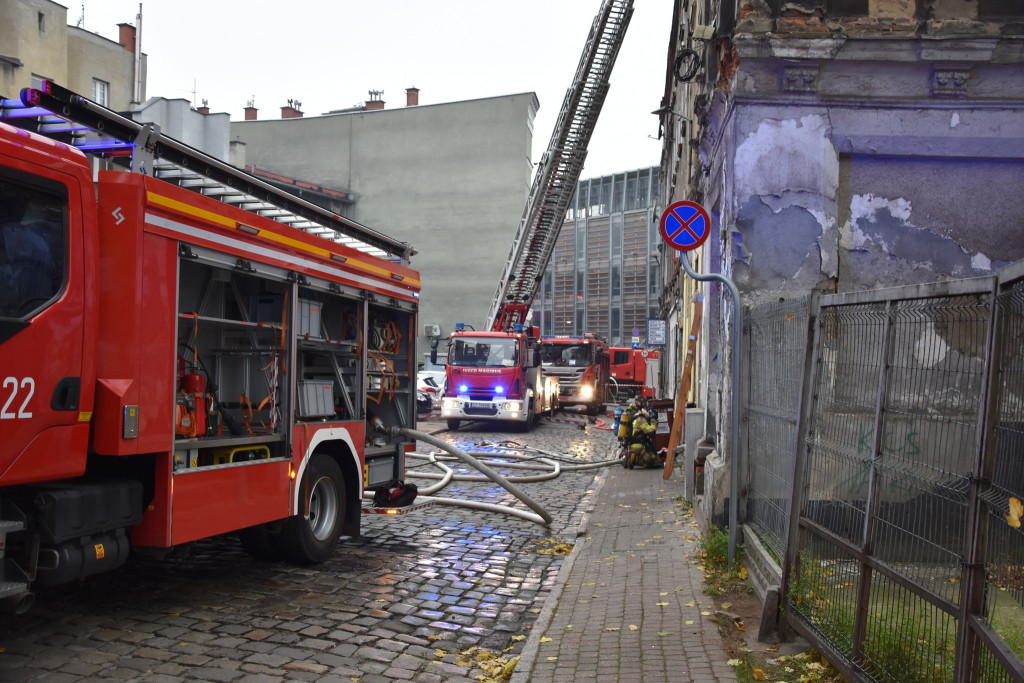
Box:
369 421 623 527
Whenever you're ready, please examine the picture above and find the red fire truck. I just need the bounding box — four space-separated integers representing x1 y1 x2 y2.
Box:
431 324 558 431
609 346 660 399
0 82 423 613
539 335 610 414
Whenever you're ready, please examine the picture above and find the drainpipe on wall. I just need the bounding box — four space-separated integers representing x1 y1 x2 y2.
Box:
133 4 142 103
680 249 742 569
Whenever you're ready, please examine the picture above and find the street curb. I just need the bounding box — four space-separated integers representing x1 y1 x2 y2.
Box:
510 463 614 683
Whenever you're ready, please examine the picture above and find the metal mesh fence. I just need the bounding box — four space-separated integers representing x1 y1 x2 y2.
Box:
755 269 1024 682
745 298 809 559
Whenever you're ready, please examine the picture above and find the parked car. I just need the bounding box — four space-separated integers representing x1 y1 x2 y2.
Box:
417 371 445 410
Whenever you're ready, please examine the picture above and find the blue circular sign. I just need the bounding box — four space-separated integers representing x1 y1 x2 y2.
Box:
660 200 710 252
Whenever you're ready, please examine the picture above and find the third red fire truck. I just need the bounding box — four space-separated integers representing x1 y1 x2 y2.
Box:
539 334 610 414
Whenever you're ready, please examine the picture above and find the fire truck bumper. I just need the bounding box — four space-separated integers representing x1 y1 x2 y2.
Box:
441 398 527 422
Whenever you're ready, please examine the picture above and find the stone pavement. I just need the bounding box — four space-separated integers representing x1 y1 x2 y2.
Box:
512 464 739 683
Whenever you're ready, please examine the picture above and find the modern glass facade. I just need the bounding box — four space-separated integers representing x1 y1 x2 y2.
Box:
533 166 660 345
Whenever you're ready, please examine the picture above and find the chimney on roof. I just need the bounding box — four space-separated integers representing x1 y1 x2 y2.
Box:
244 96 257 121
406 87 420 107
117 23 136 53
197 99 210 115
281 98 303 118
366 89 385 111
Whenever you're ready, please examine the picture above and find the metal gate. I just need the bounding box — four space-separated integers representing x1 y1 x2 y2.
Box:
770 261 1024 681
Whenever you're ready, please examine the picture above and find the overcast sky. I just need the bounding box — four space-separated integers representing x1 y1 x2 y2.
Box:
77 0 673 180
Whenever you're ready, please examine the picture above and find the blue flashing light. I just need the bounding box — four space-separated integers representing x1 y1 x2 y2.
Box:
514 323 523 332
459 384 469 393
495 385 505 395
455 322 465 331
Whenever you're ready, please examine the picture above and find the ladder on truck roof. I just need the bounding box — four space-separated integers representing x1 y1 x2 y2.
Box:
485 0 633 332
0 81 414 263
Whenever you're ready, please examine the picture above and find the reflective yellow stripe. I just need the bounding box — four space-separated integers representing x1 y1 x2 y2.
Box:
147 192 236 228
77 411 92 422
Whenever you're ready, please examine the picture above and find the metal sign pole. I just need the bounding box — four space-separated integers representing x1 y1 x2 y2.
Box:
659 199 742 570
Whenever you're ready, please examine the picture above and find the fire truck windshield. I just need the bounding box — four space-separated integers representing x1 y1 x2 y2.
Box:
449 337 519 368
540 342 594 367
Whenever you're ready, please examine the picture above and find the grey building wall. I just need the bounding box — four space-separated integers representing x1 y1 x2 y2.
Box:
231 93 539 360
134 97 231 161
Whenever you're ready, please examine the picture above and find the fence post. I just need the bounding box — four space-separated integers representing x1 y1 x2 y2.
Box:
779 294 821 641
955 277 1000 681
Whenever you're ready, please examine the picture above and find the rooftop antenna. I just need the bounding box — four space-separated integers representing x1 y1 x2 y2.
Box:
76 2 84 27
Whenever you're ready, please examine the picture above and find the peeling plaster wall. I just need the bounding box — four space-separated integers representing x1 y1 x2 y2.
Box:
730 113 840 302
839 156 1024 290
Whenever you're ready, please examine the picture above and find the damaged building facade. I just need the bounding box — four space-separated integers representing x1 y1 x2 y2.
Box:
656 0 1024 519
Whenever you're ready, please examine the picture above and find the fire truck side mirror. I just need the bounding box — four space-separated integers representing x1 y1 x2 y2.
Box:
532 348 541 367
430 338 438 365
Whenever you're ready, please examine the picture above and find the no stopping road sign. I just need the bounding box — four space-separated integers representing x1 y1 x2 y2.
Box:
660 200 710 252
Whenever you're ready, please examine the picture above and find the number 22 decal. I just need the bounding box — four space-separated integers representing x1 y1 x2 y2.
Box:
1 377 34 419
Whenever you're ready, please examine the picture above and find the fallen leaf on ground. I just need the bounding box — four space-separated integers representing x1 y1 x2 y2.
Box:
540 637 552 643
629 625 639 631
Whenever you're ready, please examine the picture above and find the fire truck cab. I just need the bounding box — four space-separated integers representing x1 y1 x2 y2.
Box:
432 325 558 432
539 334 610 415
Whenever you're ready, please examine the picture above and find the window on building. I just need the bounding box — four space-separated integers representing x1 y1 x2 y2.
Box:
980 0 1024 17
611 309 620 341
38 12 45 33
612 265 620 297
613 174 624 214
612 214 623 259
92 79 110 107
575 223 585 260
650 264 659 296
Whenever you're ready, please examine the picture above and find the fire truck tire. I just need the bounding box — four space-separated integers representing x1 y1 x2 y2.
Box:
447 419 461 431
278 454 346 564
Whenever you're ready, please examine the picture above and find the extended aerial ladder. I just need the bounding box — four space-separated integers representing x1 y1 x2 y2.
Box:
486 0 634 333
0 81 413 263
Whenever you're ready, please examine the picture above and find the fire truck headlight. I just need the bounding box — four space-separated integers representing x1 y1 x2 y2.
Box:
442 398 459 411
503 401 521 412
579 385 594 400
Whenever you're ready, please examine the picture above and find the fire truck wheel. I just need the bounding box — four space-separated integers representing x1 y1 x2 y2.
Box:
447 419 461 431
279 454 346 564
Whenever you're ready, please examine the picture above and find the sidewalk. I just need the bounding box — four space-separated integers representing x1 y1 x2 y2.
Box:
512 464 739 683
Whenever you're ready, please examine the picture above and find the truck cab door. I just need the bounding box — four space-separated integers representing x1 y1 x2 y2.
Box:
0 163 90 485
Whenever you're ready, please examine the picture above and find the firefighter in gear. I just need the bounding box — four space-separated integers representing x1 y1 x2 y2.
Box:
620 397 662 469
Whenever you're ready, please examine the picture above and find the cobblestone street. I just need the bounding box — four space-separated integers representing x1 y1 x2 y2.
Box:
0 418 620 682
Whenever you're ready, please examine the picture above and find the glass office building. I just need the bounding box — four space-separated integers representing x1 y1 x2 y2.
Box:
533 166 660 345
